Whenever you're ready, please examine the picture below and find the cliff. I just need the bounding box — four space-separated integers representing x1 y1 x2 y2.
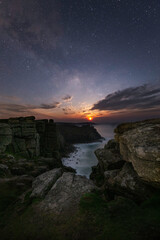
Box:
0 116 102 179
0 117 102 159
0 118 160 240
91 119 160 201
57 123 103 144
0 117 65 159
0 116 39 158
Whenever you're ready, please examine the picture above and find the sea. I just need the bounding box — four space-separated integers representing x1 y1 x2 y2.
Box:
62 124 117 178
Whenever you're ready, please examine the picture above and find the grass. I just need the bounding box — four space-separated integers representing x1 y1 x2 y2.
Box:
0 191 160 240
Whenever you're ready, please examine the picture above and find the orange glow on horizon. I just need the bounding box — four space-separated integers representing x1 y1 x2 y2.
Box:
88 116 93 121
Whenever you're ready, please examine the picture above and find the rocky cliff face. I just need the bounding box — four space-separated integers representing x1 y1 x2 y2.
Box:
115 119 160 187
0 117 102 160
0 117 64 181
0 116 103 184
0 117 39 158
36 119 63 158
0 116 99 217
0 117 64 159
91 119 160 201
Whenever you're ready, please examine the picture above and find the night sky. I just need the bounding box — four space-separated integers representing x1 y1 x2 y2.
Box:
0 0 160 122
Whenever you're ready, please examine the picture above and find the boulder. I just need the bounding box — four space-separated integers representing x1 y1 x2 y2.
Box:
104 163 154 201
95 148 124 171
90 140 125 186
30 168 63 198
115 120 160 186
40 172 97 213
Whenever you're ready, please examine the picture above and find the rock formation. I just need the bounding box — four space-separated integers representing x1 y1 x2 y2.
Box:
31 168 63 198
115 119 160 187
91 119 160 201
0 117 39 158
0 117 102 160
36 170 98 214
0 116 102 215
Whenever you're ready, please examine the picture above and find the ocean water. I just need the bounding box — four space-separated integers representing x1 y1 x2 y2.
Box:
62 124 117 178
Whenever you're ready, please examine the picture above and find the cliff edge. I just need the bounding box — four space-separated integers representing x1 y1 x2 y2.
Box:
91 119 160 201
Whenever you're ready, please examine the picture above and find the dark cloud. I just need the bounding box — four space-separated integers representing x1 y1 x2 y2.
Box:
62 95 73 102
0 104 28 113
91 85 160 111
0 0 62 54
40 102 60 109
62 107 75 115
0 101 60 113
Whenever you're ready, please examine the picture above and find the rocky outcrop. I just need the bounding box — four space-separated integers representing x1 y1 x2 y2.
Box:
104 163 153 201
95 143 124 172
115 119 160 187
0 153 64 178
31 168 63 198
0 117 66 162
39 172 98 213
0 117 101 160
90 139 125 186
0 123 12 153
91 119 160 201
36 119 63 158
0 117 39 158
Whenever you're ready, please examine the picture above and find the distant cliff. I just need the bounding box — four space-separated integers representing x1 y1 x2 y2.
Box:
57 123 103 144
0 116 62 159
0 117 102 159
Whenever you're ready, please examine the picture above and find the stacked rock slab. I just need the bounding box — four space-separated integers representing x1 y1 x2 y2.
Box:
0 117 39 158
30 171 98 214
0 117 64 159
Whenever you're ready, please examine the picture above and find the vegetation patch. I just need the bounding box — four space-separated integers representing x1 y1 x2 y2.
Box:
0 191 160 240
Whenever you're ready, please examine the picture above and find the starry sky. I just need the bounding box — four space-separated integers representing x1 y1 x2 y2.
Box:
0 0 160 122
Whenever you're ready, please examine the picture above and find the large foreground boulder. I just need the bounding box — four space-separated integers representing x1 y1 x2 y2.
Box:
115 119 160 187
91 122 160 201
40 172 98 213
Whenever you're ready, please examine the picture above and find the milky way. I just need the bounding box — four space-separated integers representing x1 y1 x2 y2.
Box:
0 0 160 121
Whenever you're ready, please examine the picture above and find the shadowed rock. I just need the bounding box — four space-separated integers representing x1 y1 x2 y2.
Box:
104 163 154 201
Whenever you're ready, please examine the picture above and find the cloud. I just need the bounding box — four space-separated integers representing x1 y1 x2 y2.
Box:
0 0 62 55
40 102 60 109
0 101 60 114
91 84 160 111
62 95 73 102
0 95 21 102
62 107 75 115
